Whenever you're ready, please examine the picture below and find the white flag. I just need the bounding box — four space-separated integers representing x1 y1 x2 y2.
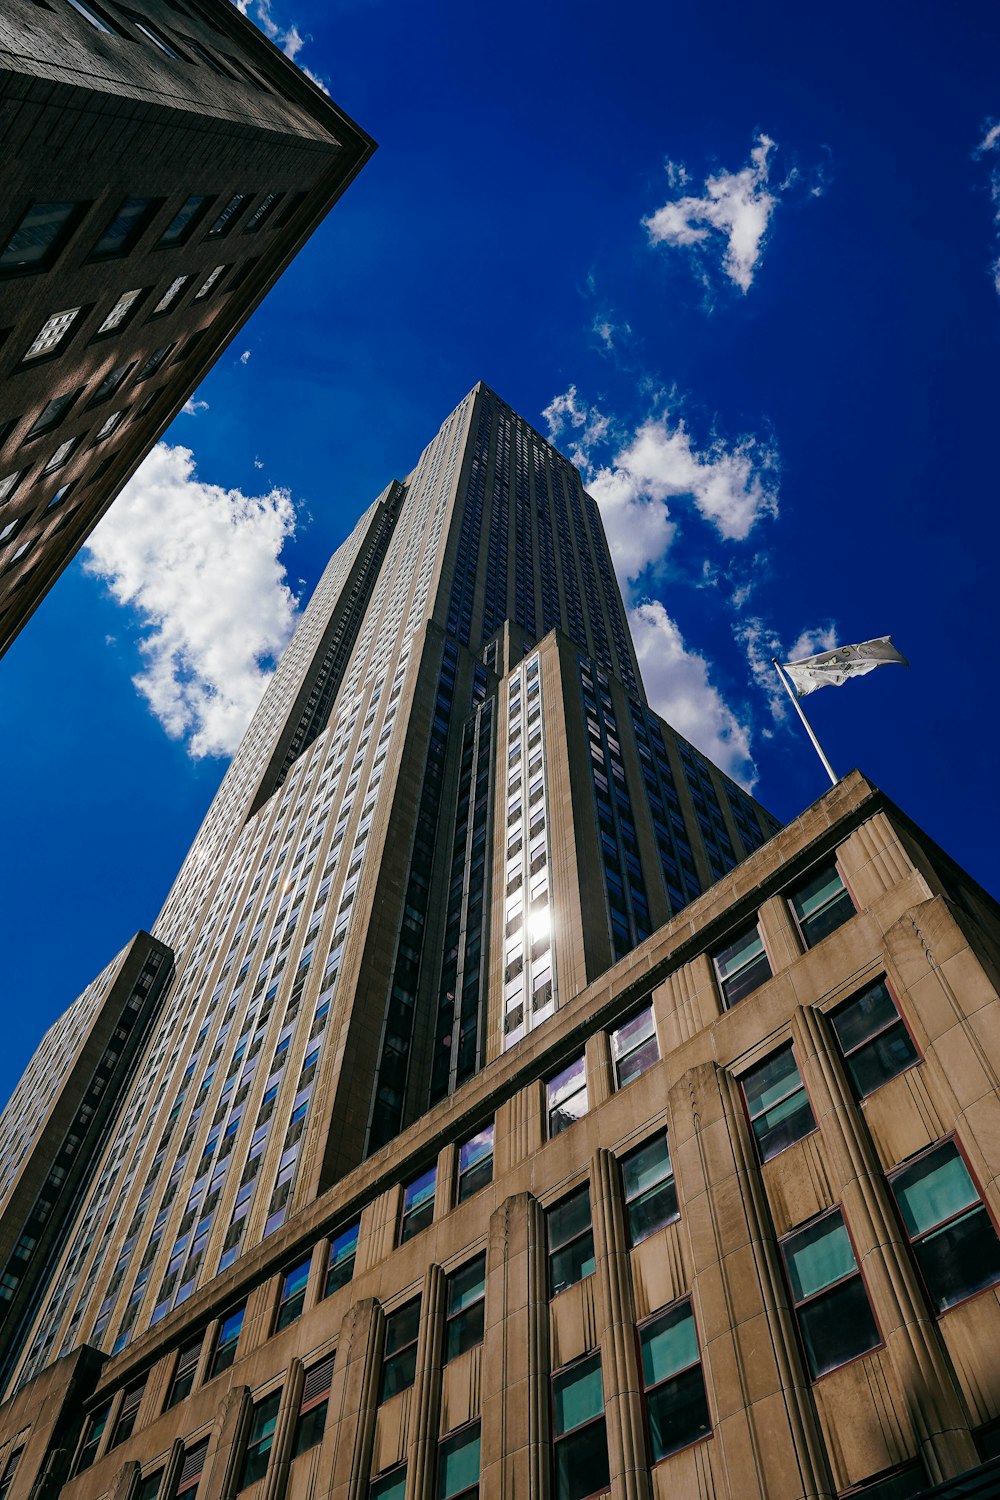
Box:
783 636 908 697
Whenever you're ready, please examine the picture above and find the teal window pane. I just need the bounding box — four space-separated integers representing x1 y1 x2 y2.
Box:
716 926 764 982
438 1425 481 1498
743 1047 800 1117
640 1302 698 1387
622 1135 671 1201
792 866 844 920
553 1353 604 1436
447 1254 486 1315
892 1143 978 1238
371 1467 406 1500
548 1187 591 1252
784 1212 857 1301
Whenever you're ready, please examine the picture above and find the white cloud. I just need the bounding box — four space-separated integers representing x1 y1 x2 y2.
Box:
82 444 299 759
630 601 755 787
737 614 838 721
974 119 1000 295
542 385 613 468
182 398 209 415
977 120 1000 155
231 0 330 90
239 350 252 365
644 133 785 293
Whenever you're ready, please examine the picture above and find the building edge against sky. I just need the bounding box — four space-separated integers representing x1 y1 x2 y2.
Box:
1 385 1000 1499
0 0 374 655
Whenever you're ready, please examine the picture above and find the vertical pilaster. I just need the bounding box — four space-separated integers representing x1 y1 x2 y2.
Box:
480 1193 548 1500
591 1149 650 1500
109 1459 139 1500
326 1299 384 1500
202 1384 251 1500
793 1004 978 1483
407 1265 446 1500
261 1359 305 1500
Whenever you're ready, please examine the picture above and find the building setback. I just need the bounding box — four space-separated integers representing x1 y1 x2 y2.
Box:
0 0 374 656
1 387 999 1500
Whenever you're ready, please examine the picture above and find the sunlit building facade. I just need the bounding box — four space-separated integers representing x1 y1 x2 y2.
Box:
1 386 999 1500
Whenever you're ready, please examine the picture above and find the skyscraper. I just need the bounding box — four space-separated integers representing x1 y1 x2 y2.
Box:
0 0 374 656
2 385 999 1500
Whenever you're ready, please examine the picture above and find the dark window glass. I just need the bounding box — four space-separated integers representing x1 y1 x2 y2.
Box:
207 194 250 238
611 1004 658 1087
639 1300 711 1461
136 344 174 382
167 1335 203 1407
370 1465 406 1500
843 1463 927 1499
158 196 212 248
830 979 919 1097
437 1422 480 1499
547 1186 595 1296
110 1376 146 1446
621 1133 678 1246
0 1448 22 1500
88 362 134 407
380 1298 420 1401
243 193 283 233
90 198 160 259
75 1402 112 1473
291 1353 333 1458
781 1209 880 1378
789 863 854 947
324 1220 359 1296
137 1469 163 1500
274 1257 310 1331
27 388 82 438
209 1303 244 1376
445 1253 486 1361
1 201 83 272
547 1055 587 1137
741 1045 815 1162
551 1354 609 1500
890 1140 1000 1312
399 1166 435 1243
457 1126 493 1202
238 1389 281 1490
713 924 772 1006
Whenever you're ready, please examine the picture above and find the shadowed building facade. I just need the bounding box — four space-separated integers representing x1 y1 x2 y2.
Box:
0 0 374 655
1 387 999 1500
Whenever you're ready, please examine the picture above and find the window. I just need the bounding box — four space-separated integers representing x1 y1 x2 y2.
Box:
208 1303 244 1377
789 863 855 948
841 1464 927 1499
123 10 180 55
889 1140 1000 1312
207 194 250 238
741 1044 815 1162
43 435 81 474
75 1402 112 1472
238 1389 281 1489
157 197 212 248
371 1465 406 1500
445 1253 486 1361
136 344 174 382
324 1220 359 1296
23 306 82 360
243 193 283 233
547 1055 587 1137
90 197 160 259
1 201 84 273
399 1165 436 1243
27 388 82 438
437 1423 480 1500
380 1298 420 1400
830 979 919 1097
48 481 76 510
174 1439 208 1500
167 1334 202 1407
547 1186 595 1296
456 1125 493 1202
781 1209 880 1378
713 923 772 1006
94 408 127 442
194 265 227 300
96 288 144 334
152 275 191 314
137 1470 163 1500
110 1376 145 1446
65 0 127 33
639 1300 710 1461
291 1353 333 1457
611 1004 658 1088
0 1448 22 1500
620 1133 678 1246
0 471 24 504
88 361 134 406
551 1354 610 1500
275 1257 310 1331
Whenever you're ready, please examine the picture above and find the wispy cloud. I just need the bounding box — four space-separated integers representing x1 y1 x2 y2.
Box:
82 444 299 759
181 398 209 416
644 133 806 294
239 350 252 365
231 0 330 91
544 384 780 787
737 615 838 722
973 119 1000 295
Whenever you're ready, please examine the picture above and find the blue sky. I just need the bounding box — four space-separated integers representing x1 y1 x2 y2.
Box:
2 0 999 1104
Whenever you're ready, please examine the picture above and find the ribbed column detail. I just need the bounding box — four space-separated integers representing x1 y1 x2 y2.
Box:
261 1357 305 1500
406 1265 446 1500
326 1299 385 1500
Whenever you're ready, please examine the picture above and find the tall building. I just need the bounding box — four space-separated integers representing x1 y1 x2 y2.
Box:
1 385 999 1500
0 0 374 656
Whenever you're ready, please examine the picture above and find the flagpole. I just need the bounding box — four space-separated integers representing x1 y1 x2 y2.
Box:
771 659 838 787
